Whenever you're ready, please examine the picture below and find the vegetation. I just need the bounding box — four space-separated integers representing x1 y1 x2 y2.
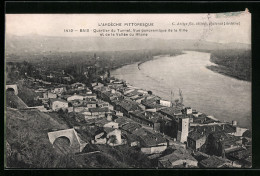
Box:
6 61 37 84
207 49 251 81
6 49 182 85
16 81 42 107
6 108 154 168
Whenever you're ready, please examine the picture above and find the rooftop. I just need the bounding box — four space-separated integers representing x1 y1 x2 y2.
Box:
200 155 230 168
132 128 166 147
188 131 206 141
88 107 109 113
159 148 197 163
121 123 142 133
114 117 133 127
159 107 183 118
117 99 142 112
130 111 164 123
49 98 68 103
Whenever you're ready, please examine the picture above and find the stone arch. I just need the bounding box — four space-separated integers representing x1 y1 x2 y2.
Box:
6 85 18 95
53 136 71 146
48 128 88 153
48 130 74 147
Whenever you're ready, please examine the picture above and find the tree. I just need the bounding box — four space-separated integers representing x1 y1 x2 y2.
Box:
109 135 117 147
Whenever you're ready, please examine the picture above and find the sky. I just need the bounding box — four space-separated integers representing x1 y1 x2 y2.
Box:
5 11 251 44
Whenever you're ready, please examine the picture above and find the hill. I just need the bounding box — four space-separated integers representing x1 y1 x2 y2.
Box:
5 34 251 56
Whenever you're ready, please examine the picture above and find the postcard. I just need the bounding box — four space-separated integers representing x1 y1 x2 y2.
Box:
5 11 252 168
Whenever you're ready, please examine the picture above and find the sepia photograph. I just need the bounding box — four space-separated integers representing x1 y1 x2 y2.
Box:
5 10 252 169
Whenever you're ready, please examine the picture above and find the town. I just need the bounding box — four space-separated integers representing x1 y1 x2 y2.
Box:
5 57 252 168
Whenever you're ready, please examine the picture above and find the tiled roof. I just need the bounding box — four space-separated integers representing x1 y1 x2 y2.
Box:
117 99 142 112
88 107 109 112
190 125 223 136
200 156 230 168
130 111 164 123
115 117 133 127
159 149 197 163
103 127 117 134
132 128 166 147
95 119 112 127
188 131 206 141
121 123 142 133
49 98 68 103
159 107 183 118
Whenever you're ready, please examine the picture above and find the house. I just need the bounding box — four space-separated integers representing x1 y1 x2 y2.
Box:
121 122 142 133
85 102 97 108
183 107 192 115
141 97 165 111
114 116 133 127
159 100 172 107
158 148 198 168
74 106 88 113
132 128 167 148
91 129 107 145
95 118 119 129
126 133 141 147
124 89 147 101
129 111 164 131
52 87 67 94
187 131 207 151
43 91 57 99
97 101 109 108
105 128 123 146
100 91 122 103
159 107 183 119
229 126 248 137
71 82 86 90
88 107 110 118
199 155 233 168
67 94 86 101
115 99 142 117
70 100 84 107
190 125 223 135
85 93 97 100
49 98 69 111
224 147 252 168
205 131 242 157
141 145 168 155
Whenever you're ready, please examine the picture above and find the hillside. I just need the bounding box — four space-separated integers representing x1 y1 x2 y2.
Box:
5 34 251 55
5 82 153 168
5 108 153 168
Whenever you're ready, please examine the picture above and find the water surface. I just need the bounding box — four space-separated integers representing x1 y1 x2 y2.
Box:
111 51 251 129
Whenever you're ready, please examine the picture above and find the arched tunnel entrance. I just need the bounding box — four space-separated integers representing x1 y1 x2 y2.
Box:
6 88 15 94
6 87 15 92
53 136 73 154
6 85 18 95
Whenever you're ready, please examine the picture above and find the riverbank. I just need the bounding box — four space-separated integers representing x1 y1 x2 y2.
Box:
137 53 186 70
110 51 183 72
206 65 251 82
207 50 251 82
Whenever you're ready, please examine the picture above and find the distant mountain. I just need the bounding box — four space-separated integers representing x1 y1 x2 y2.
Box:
5 34 251 54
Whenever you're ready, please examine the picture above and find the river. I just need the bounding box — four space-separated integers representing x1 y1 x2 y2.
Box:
111 51 251 129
